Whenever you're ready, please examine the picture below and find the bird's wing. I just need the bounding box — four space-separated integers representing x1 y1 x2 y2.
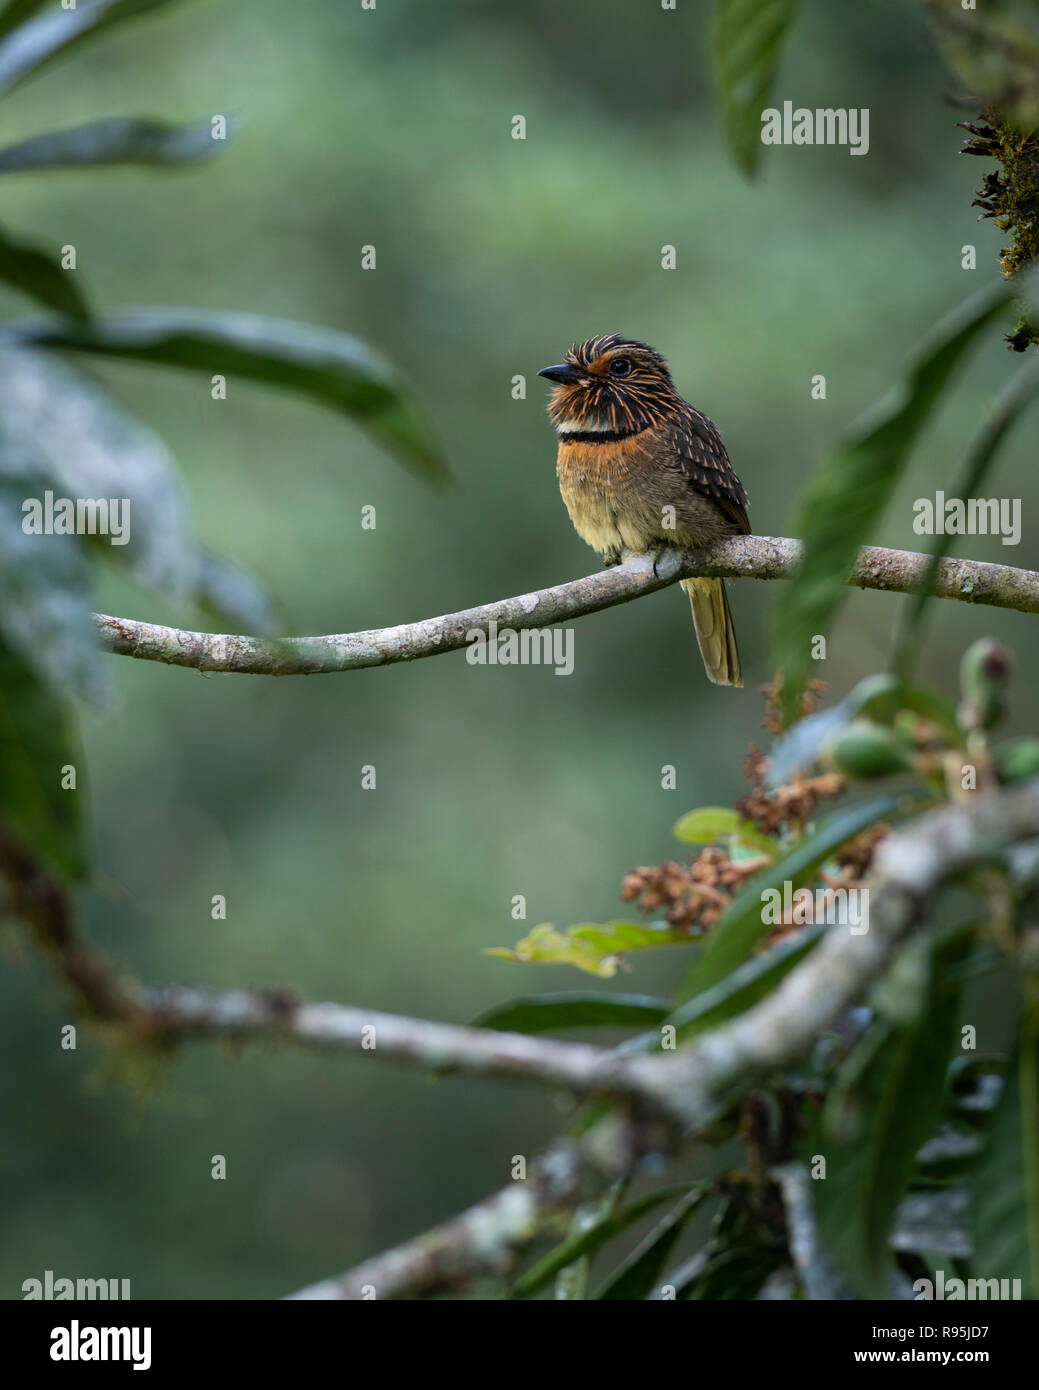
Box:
665 406 751 535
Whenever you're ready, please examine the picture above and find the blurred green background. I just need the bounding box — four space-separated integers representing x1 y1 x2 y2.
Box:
2 0 1036 1297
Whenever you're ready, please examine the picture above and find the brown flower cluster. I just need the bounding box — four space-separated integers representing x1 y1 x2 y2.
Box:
833 823 889 879
620 848 770 933
760 675 830 736
619 679 888 940
737 749 845 837
738 679 846 835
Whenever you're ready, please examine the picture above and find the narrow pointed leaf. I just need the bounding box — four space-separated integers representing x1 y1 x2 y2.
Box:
891 354 1039 681
0 347 272 694
0 637 87 880
971 1010 1039 1299
0 310 447 483
0 0 47 43
594 1186 710 1299
0 116 232 173
0 475 103 703
813 928 972 1297
679 794 898 1002
0 224 88 319
470 992 672 1035
0 0 196 100
511 1184 699 1299
772 281 1011 724
711 0 801 177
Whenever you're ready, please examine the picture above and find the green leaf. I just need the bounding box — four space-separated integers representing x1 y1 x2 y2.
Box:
0 347 272 691
767 675 962 789
674 806 776 858
551 1179 628 1301
890 685 963 746
0 637 86 880
487 921 693 978
768 674 960 787
0 0 48 44
673 806 742 843
0 346 197 592
0 309 447 483
678 794 898 1002
971 1009 1039 1299
993 737 1039 785
768 679 897 788
469 991 672 1035
813 928 972 1297
661 1197 778 1299
711 0 801 178
891 355 1039 682
195 549 275 634
511 1184 699 1299
668 925 822 1040
608 928 822 1071
0 223 88 319
0 116 233 173
682 1247 777 1300
0 0 197 100
929 6 1039 131
0 473 103 704
594 1186 710 1299
772 280 1011 724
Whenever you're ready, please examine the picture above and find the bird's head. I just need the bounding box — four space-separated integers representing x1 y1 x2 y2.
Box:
538 334 678 434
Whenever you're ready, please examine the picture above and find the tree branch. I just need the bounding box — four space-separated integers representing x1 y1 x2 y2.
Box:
651 776 1039 1122
279 779 1039 1298
93 536 1039 675
8 781 1039 1134
285 1143 595 1301
8 781 1039 1299
134 984 669 1111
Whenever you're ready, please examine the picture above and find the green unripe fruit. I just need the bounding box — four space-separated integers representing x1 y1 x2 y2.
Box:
993 738 1039 784
824 720 915 779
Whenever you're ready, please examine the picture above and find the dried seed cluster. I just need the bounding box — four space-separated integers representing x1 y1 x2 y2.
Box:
619 681 886 938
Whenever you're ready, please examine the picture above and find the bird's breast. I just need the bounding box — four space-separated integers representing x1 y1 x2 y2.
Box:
556 435 662 556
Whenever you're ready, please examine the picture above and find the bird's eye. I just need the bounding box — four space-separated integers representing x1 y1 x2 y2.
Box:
609 357 632 377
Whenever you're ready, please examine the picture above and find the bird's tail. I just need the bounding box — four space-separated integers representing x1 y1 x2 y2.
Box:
681 577 742 687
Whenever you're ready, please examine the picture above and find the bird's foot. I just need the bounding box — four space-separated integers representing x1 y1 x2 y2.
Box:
602 547 623 568
651 544 674 579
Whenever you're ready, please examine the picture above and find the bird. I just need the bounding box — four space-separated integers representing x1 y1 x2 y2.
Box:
538 333 750 687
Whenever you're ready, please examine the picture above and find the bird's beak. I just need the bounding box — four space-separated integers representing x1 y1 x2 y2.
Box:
537 363 583 385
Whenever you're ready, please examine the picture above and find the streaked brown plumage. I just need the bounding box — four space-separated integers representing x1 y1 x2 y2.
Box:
539 334 749 686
